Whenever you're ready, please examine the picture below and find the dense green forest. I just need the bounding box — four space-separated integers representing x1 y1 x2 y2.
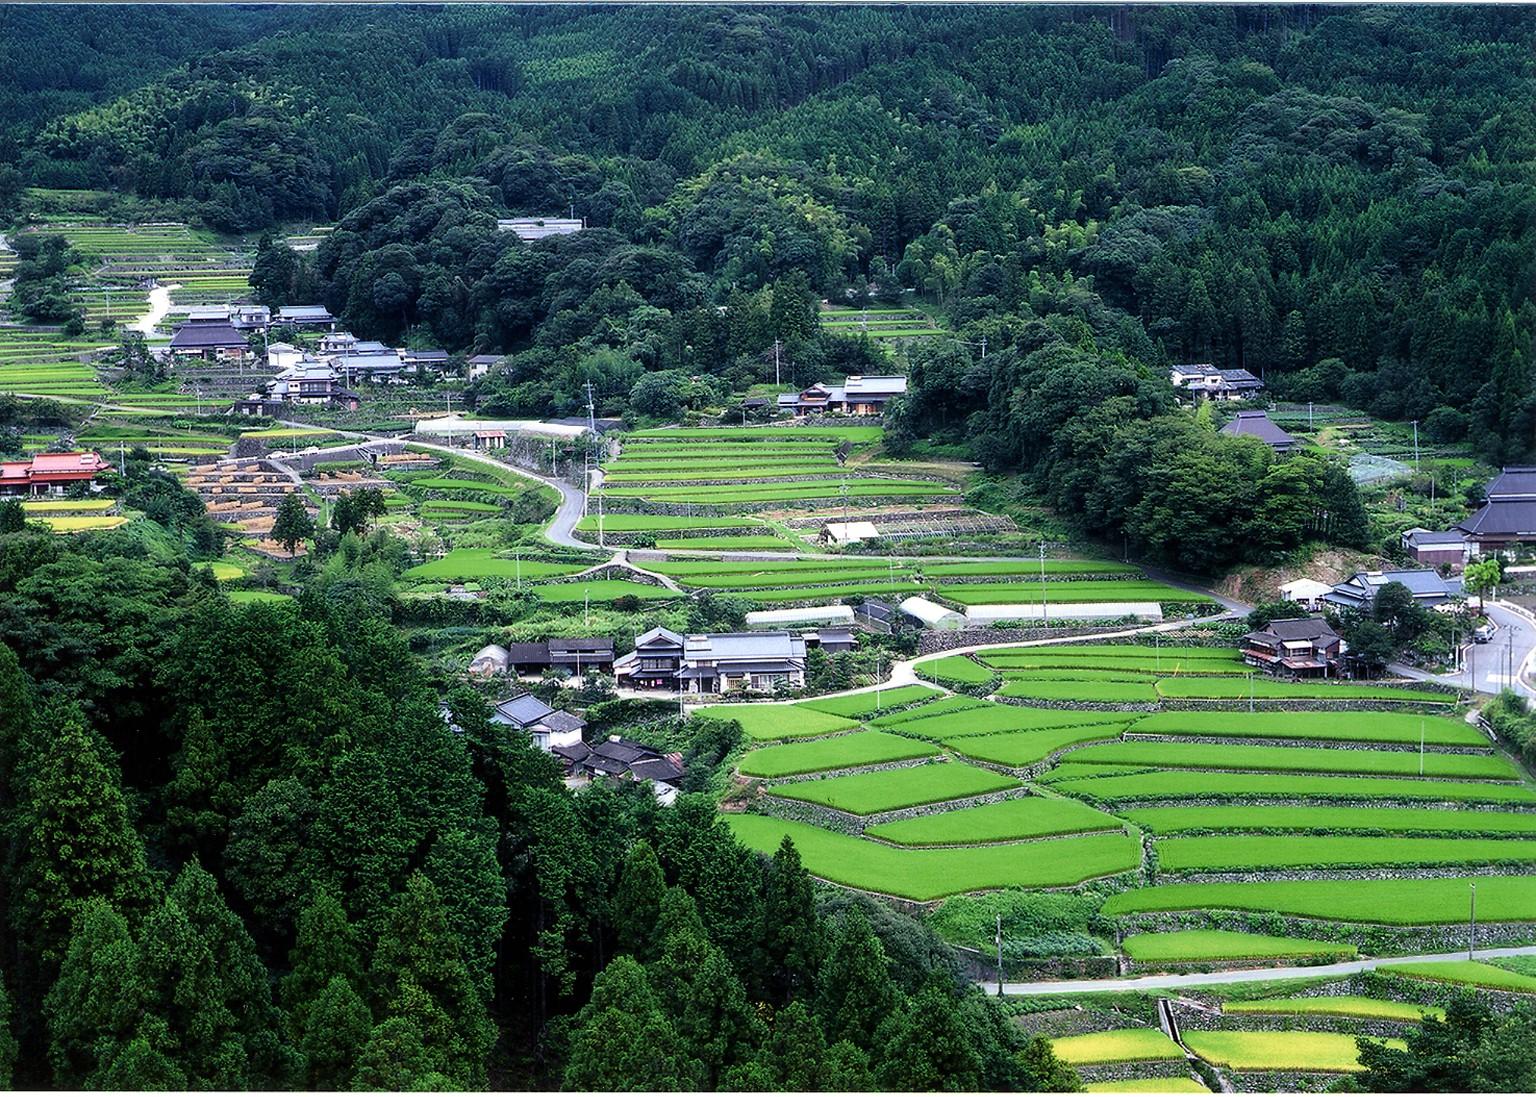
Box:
0 458 1073 1089
5 5 1533 570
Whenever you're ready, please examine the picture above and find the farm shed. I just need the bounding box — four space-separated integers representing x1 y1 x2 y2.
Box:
823 520 880 545
899 596 965 630
746 605 857 629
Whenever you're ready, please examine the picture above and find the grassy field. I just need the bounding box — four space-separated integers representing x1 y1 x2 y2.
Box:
1124 804 1536 836
528 579 681 603
1157 834 1536 872
195 561 246 581
737 731 939 778
1122 930 1357 963
944 725 1130 768
1059 740 1517 780
1102 875 1536 924
1049 1029 1185 1066
402 549 587 581
1181 1031 1399 1073
1379 960 1536 993
727 815 1142 900
1125 710 1486 747
1155 677 1450 703
1224 997 1444 1022
913 655 995 686
999 678 1160 704
693 703 858 741
227 590 293 604
865 795 1122 846
797 685 943 719
769 761 1019 815
1050 769 1536 804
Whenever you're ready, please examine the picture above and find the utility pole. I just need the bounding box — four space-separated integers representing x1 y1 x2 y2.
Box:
1412 419 1420 469
773 339 782 387
1308 401 1314 429
995 914 1005 997
1469 883 1477 959
1039 541 1049 626
979 336 987 361
1419 717 1425 776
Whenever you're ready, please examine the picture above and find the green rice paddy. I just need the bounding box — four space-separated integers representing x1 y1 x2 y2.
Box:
1125 804 1536 836
737 731 939 778
726 815 1142 901
1060 740 1517 780
403 549 587 581
1049 1029 1184 1066
1181 1031 1399 1073
1102 875 1536 925
693 703 858 741
1122 930 1357 963
865 795 1122 846
1125 710 1485 747
769 761 1019 815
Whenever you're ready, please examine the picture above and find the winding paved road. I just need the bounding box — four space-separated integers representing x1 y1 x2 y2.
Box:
984 943 1536 996
1392 599 1536 699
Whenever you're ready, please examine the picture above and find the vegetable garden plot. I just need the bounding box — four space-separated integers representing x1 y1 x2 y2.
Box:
1060 740 1517 780
1050 769 1536 805
1049 1030 1185 1066
1379 960 1536 993
726 816 1142 901
1126 710 1486 747
768 761 1019 815
1124 804 1536 837
1223 996 1444 1022
797 685 942 719
943 725 1130 767
865 795 1123 846
1155 677 1449 703
1181 1031 1400 1073
1101 874 1536 924
693 703 858 741
998 678 1160 704
737 731 939 778
1122 930 1356 963
1156 834 1536 872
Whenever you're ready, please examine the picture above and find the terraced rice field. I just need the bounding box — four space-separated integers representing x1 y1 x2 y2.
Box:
694 703 858 741
865 795 1122 846
943 724 1131 767
34 514 129 533
402 549 587 582
999 678 1161 703
737 731 939 778
527 579 681 603
881 701 1131 739
1223 996 1443 1022
1047 770 1536 804
819 304 945 340
1049 1029 1185 1066
1123 804 1536 836
1379 959 1536 992
1180 1031 1400 1073
1155 677 1450 702
1084 1078 1209 1094
1125 710 1485 746
868 695 991 727
726 815 1141 901
1101 875 1536 924
1122 930 1356 963
574 514 766 532
913 655 996 686
0 329 110 398
939 581 1209 606
28 222 254 318
769 761 1019 815
797 684 942 718
1159 834 1536 872
1059 740 1516 780
654 535 793 550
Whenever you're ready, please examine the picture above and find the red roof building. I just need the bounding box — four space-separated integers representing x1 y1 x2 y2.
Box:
0 451 111 496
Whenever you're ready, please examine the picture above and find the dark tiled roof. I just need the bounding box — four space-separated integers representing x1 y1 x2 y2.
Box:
493 693 555 726
1458 499 1536 538
506 642 552 663
540 710 587 734
549 637 615 657
1245 617 1339 645
170 322 246 349
1220 411 1295 448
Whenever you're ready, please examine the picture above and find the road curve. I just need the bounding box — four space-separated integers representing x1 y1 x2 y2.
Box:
983 942 1536 996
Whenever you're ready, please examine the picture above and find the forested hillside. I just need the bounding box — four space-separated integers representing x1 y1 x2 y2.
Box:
7 9 1531 495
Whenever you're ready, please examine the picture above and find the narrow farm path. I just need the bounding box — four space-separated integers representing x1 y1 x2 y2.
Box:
983 942 1536 996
